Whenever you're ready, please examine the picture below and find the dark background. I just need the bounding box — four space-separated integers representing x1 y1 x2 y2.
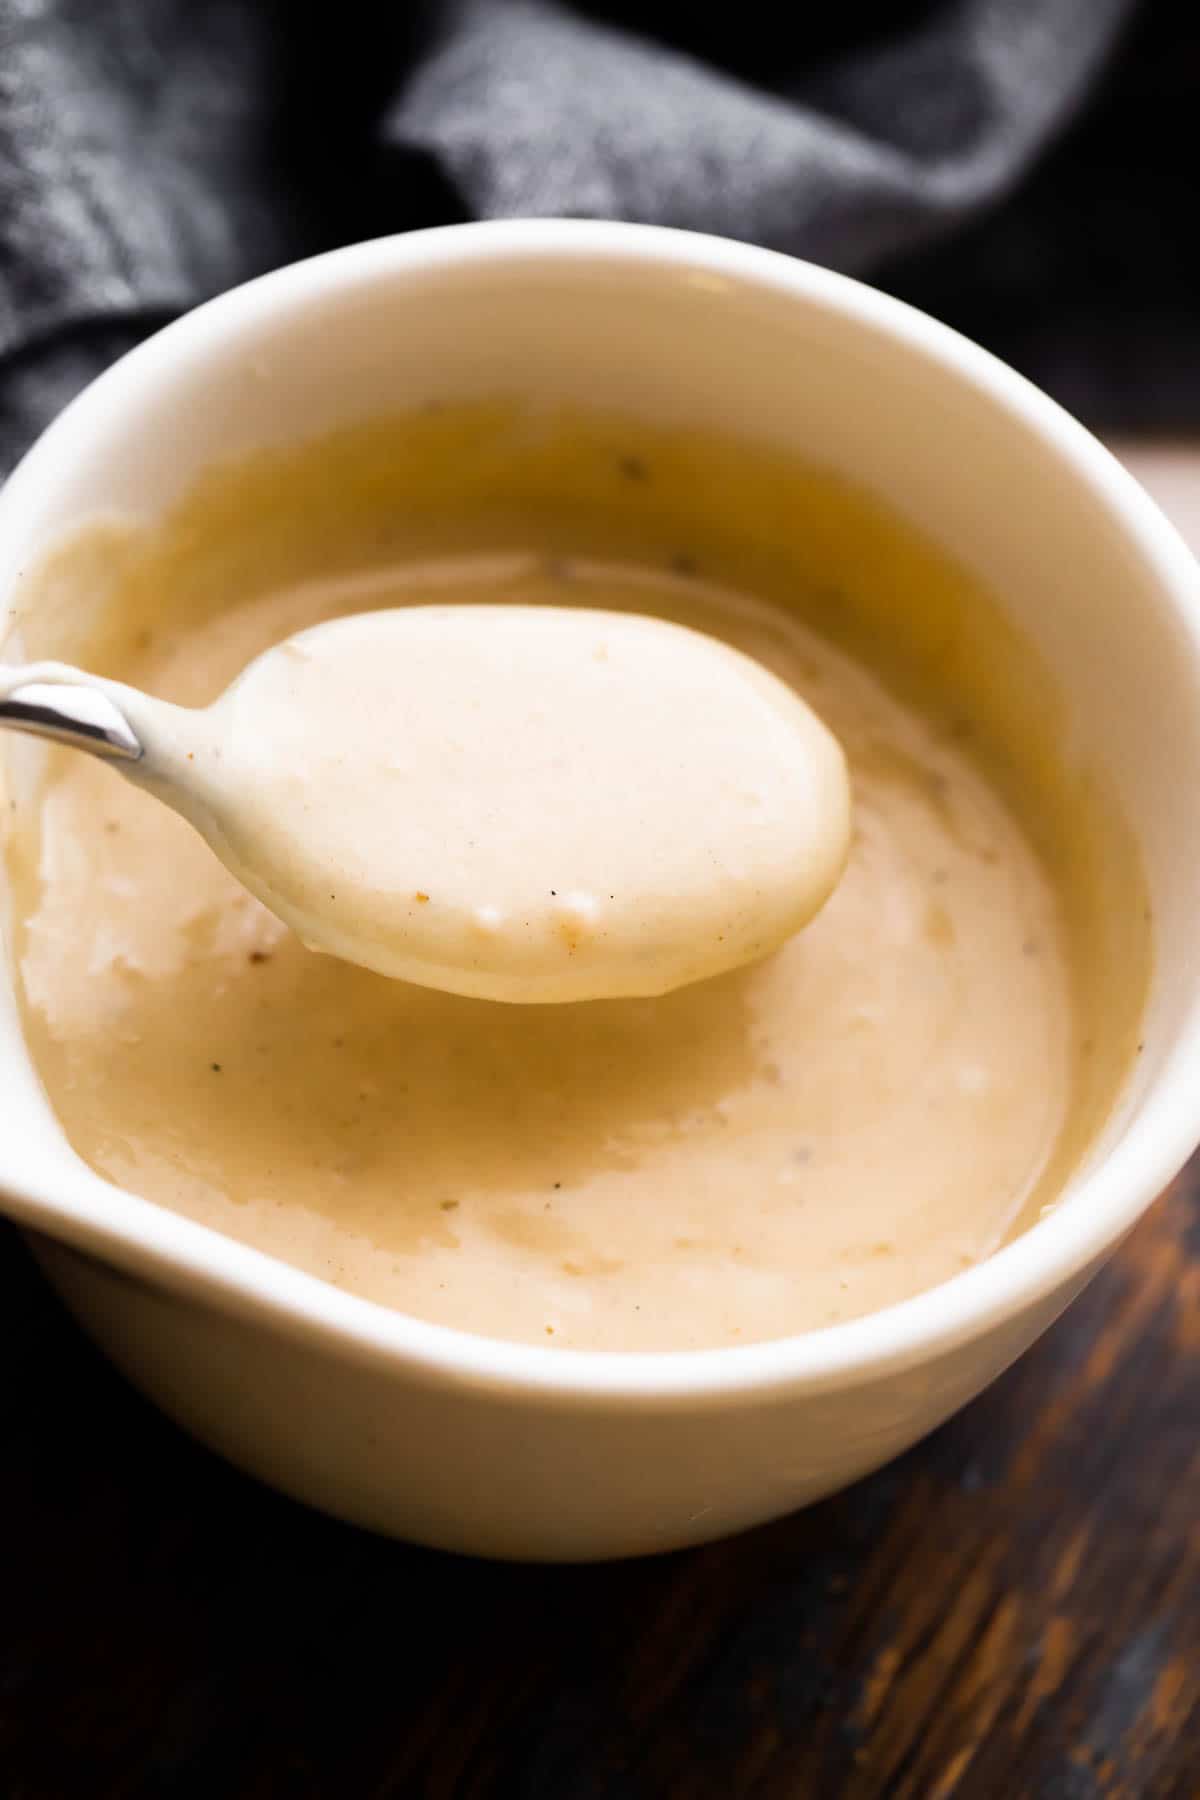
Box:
888 0 1200 427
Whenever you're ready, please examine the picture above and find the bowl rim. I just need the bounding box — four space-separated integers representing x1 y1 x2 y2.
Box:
4 216 1200 1407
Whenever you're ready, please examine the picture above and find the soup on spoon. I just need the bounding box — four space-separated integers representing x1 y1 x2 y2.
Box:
0 604 851 1002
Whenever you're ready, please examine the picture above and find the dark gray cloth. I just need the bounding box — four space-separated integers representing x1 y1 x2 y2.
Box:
0 0 1190 472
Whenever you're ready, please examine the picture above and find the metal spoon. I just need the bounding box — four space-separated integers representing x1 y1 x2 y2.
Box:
0 609 852 1003
0 662 146 763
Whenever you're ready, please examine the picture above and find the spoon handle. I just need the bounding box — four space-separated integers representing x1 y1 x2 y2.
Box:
0 663 143 762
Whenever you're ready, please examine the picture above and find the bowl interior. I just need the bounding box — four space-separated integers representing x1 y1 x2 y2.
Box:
0 223 1197 1388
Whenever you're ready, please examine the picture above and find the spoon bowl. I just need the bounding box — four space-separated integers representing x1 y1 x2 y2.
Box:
0 603 852 1003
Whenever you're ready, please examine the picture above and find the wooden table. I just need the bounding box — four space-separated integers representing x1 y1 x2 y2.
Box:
2 448 1198 1799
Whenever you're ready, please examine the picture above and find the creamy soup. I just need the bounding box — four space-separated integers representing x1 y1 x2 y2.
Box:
1 405 1150 1350
113 602 850 1004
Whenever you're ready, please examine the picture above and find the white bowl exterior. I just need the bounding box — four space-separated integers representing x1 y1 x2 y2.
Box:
2 223 1199 1559
33 1235 1102 1561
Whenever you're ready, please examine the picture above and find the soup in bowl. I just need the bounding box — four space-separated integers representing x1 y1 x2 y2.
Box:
0 223 1195 1560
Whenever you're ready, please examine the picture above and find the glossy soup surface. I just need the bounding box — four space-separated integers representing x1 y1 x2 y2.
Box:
3 406 1149 1349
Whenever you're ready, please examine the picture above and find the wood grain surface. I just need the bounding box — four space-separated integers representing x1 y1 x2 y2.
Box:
2 446 1198 1799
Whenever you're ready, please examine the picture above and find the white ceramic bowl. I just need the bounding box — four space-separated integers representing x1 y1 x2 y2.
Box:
2 222 1199 1562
